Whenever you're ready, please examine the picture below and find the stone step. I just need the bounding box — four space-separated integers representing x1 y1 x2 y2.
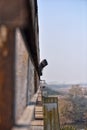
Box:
34 106 43 120
31 120 44 126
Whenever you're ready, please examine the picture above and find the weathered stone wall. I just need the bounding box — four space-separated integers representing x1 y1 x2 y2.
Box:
27 59 34 104
0 1 40 129
15 29 29 121
15 29 39 121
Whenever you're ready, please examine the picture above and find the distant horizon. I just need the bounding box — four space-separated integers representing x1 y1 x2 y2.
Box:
47 81 87 85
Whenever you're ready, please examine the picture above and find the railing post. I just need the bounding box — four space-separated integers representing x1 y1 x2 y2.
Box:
43 97 60 130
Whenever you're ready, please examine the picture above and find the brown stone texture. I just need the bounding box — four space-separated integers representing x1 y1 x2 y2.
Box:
0 0 29 26
0 26 15 130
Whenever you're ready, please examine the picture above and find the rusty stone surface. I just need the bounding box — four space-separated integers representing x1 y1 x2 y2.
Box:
0 0 29 26
0 26 15 130
0 26 40 129
0 1 40 129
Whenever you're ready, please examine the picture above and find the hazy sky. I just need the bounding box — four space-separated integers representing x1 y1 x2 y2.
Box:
38 0 87 84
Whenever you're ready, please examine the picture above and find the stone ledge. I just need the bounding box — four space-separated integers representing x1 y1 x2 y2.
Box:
12 92 39 130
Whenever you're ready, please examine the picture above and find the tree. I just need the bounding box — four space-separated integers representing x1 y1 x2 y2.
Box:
68 85 86 122
69 85 83 98
58 98 73 125
60 126 76 130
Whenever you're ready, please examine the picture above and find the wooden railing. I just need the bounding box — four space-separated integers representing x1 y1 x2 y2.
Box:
43 96 60 130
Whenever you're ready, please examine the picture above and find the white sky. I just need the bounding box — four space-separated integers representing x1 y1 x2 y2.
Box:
38 0 87 84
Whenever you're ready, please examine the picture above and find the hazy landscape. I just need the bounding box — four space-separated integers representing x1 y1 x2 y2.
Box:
45 83 87 129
